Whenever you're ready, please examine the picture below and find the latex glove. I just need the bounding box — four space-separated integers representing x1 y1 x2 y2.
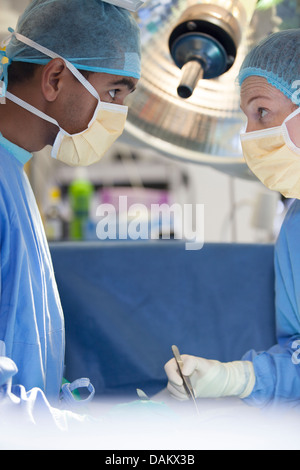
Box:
164 355 255 400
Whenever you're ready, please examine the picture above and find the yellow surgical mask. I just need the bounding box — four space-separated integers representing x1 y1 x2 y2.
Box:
2 32 128 167
51 100 127 166
240 107 300 199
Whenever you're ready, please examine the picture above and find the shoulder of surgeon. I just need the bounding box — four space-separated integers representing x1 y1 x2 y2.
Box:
277 199 300 247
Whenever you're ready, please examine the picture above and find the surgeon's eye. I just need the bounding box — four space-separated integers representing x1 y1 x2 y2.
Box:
258 107 268 120
109 89 119 99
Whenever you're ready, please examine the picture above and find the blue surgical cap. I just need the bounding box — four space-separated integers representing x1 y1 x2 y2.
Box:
4 0 141 79
238 29 300 103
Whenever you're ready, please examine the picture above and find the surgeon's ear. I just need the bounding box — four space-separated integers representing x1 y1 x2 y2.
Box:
41 58 67 102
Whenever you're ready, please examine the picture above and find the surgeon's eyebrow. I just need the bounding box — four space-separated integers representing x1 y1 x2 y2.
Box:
240 95 271 112
109 77 137 92
246 95 272 106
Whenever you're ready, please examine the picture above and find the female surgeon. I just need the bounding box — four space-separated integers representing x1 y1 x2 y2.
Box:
164 29 300 408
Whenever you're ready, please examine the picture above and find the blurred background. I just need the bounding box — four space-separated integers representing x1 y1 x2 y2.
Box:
1 0 299 245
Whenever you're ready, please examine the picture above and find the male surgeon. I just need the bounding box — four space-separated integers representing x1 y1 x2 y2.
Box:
0 0 140 406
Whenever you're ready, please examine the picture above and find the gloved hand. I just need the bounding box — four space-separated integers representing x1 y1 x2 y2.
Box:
164 355 255 400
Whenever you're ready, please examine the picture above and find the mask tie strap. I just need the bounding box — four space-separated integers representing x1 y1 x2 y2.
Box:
283 106 300 125
12 31 100 101
5 89 59 127
282 106 300 154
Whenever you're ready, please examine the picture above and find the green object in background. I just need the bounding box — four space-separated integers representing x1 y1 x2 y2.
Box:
68 178 94 240
256 0 284 10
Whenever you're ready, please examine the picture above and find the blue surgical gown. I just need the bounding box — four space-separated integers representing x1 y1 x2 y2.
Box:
0 134 65 404
243 199 300 407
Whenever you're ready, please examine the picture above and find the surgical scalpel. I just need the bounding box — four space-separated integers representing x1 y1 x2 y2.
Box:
172 345 200 415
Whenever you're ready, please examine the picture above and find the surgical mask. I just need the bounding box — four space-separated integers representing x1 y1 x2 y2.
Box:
2 32 128 166
240 107 300 199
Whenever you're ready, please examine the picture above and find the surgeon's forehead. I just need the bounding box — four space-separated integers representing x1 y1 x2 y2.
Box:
240 76 286 109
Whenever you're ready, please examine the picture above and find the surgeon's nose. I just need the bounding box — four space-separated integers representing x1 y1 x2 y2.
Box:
246 120 259 133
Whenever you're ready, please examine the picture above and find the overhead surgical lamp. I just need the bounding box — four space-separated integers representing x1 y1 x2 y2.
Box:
168 0 284 99
169 3 247 99
120 0 262 178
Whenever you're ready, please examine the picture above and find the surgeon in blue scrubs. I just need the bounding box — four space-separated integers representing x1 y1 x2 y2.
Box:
165 29 300 407
0 0 140 406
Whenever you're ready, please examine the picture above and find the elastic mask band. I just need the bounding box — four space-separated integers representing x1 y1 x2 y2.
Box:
240 107 300 142
283 105 300 125
240 125 281 141
5 89 59 126
2 29 100 101
282 107 300 155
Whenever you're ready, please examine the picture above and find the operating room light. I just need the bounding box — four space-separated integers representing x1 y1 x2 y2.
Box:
121 0 266 178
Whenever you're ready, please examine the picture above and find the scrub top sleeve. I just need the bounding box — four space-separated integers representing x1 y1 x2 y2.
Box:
242 201 300 407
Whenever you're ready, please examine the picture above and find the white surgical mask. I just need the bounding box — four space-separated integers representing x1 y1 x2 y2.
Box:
2 32 128 166
240 107 300 199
